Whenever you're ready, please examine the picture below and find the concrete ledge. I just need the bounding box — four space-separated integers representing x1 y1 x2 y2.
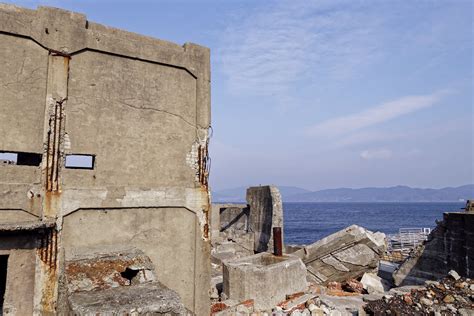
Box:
0 220 55 232
68 282 189 315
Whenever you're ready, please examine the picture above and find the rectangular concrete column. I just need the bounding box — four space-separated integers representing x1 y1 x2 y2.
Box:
34 53 69 315
246 186 283 253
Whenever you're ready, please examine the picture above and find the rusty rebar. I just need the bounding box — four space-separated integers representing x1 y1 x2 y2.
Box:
273 227 283 256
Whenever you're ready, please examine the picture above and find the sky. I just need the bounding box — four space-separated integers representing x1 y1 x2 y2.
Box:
5 0 473 191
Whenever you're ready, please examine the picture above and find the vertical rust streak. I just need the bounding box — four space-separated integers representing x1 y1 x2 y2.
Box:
39 232 45 262
45 127 52 191
44 230 50 264
49 101 58 191
51 101 60 192
54 101 63 191
52 230 58 269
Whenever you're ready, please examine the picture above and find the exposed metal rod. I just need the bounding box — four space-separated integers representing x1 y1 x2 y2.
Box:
273 227 283 256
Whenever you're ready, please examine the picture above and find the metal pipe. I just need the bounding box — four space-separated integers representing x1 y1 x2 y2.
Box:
273 227 283 256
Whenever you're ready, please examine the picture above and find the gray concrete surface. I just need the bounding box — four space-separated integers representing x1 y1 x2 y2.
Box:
0 4 211 315
68 282 189 315
223 252 307 311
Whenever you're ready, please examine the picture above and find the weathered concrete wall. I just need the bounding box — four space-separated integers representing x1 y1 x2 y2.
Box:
0 4 211 315
211 204 250 240
393 212 474 285
247 186 283 253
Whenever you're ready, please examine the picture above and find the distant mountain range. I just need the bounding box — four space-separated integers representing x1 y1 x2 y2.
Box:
212 184 474 203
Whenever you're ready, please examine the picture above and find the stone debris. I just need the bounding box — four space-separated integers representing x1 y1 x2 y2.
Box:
448 269 461 281
365 273 474 315
292 225 386 285
212 271 473 315
360 273 385 294
342 279 364 294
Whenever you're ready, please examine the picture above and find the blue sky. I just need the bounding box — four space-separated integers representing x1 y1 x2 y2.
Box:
5 0 473 191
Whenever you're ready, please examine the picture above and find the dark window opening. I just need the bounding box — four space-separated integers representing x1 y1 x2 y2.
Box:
0 255 8 313
0 151 42 166
65 154 95 170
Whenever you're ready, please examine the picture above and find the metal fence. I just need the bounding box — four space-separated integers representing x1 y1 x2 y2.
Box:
383 228 431 262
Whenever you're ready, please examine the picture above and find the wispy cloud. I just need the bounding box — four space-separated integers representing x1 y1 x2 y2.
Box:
218 1 383 97
360 149 392 160
306 90 451 138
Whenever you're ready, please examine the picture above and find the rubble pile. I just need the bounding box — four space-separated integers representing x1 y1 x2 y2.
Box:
365 271 474 315
210 190 473 316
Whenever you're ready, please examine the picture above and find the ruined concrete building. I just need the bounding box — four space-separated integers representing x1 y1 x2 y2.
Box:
0 4 211 315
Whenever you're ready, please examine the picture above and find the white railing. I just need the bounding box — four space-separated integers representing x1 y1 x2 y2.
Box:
385 228 431 260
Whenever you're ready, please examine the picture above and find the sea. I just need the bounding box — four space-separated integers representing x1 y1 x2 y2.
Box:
283 202 465 245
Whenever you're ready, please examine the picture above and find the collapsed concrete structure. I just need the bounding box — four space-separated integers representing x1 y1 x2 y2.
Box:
393 203 474 286
210 187 390 314
0 4 211 315
211 186 283 265
292 225 387 285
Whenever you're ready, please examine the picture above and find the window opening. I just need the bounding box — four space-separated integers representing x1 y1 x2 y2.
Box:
0 152 42 166
65 154 95 170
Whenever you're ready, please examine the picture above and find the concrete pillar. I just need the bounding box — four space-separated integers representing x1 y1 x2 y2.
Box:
246 186 283 253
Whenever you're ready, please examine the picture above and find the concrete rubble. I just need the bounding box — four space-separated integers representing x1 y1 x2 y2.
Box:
210 186 392 315
292 225 387 285
210 193 473 315
365 272 474 315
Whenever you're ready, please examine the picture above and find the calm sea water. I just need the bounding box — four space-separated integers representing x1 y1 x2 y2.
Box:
283 202 464 245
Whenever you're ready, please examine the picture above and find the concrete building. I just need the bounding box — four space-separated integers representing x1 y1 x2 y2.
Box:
0 4 211 315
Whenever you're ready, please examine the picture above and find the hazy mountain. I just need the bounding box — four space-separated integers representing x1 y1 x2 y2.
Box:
284 185 474 202
212 185 473 203
212 186 311 203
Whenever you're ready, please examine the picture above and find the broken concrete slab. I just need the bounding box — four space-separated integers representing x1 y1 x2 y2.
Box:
293 225 386 285
65 249 156 293
68 282 189 315
223 253 307 311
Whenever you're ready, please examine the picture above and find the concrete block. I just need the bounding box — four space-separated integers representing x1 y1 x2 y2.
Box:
223 253 307 311
246 186 283 253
